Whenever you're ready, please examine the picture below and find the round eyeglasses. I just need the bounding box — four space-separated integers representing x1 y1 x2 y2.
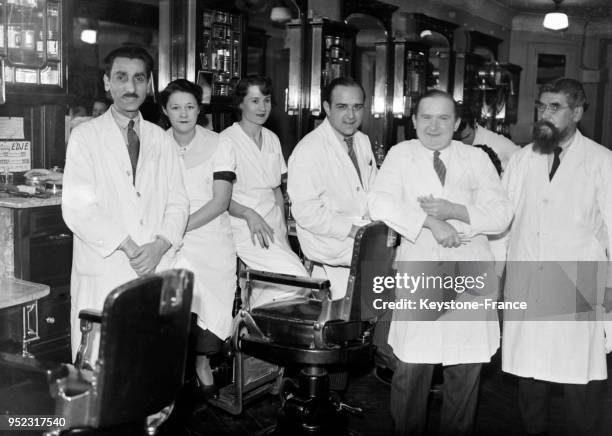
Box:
535 102 570 114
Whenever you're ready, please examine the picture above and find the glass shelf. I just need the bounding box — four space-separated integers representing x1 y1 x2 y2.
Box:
1 0 63 88
6 0 46 68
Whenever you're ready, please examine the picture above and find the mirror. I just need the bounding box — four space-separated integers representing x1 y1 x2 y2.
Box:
420 30 451 92
345 13 386 153
69 0 159 121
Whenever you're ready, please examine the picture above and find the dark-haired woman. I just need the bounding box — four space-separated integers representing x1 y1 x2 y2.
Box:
160 79 236 397
220 75 307 307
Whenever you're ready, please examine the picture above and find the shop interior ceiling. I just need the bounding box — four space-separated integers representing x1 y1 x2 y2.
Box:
79 0 612 26
490 0 610 20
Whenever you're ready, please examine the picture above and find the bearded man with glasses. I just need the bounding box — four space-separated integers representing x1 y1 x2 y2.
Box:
496 77 612 436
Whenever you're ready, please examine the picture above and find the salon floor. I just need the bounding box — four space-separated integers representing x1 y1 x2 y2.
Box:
1 352 611 436
160 352 612 436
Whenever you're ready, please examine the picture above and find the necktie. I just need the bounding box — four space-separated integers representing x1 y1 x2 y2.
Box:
433 150 446 186
345 136 362 185
127 120 140 185
549 147 562 181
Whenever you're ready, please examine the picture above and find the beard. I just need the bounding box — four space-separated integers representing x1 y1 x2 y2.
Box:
532 120 565 154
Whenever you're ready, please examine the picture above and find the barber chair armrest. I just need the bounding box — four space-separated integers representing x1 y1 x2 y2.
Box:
78 309 102 324
240 269 332 310
240 269 330 291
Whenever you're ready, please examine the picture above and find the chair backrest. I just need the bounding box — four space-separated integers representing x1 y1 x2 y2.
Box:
95 269 193 427
338 221 398 321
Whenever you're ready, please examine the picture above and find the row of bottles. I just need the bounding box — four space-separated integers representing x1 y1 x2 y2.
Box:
199 9 242 97
321 34 351 87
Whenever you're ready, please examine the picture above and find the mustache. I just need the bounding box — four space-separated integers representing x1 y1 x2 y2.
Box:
533 119 557 133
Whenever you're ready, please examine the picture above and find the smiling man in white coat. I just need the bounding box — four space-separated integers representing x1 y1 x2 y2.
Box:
499 78 612 436
62 46 189 361
288 76 377 297
368 90 513 436
287 77 379 389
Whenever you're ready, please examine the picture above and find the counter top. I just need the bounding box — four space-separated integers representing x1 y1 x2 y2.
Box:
0 195 61 209
0 277 50 309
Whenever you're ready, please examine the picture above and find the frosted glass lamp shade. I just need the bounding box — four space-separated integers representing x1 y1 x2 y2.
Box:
80 29 97 44
543 12 568 30
270 6 292 23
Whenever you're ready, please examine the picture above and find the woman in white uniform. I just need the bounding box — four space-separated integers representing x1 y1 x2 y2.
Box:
221 76 307 307
160 79 236 398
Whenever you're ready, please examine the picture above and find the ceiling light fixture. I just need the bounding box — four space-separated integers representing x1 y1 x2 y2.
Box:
543 0 569 30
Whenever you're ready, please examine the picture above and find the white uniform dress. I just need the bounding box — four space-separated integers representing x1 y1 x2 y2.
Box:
499 130 612 384
288 118 377 299
473 125 520 171
62 109 189 359
219 122 307 307
368 140 513 364
169 125 237 340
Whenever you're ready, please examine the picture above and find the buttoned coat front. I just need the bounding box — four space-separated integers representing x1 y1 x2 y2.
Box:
288 119 377 297
368 140 513 364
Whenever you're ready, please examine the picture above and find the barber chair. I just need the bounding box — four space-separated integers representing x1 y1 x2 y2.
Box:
44 269 193 436
211 222 398 435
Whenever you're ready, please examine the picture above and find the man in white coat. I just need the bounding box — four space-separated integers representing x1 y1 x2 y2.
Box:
368 90 513 436
499 78 612 436
62 46 189 362
287 77 392 383
288 76 376 298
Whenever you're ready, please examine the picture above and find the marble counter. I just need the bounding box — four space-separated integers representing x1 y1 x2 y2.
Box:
0 195 61 209
0 277 49 309
0 208 13 278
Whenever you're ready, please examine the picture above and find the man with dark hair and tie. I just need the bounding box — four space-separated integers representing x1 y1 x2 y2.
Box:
498 77 612 435
288 77 381 387
62 46 188 361
368 89 513 435
288 77 377 300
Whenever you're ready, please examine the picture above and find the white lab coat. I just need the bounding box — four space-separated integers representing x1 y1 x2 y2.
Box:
473 125 520 171
62 110 189 358
288 118 377 298
170 126 236 340
499 130 612 384
220 123 307 307
368 140 513 364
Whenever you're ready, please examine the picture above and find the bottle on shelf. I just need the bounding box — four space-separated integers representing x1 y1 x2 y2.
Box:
373 137 386 168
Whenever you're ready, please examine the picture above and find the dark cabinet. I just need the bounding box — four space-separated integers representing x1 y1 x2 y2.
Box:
12 205 72 362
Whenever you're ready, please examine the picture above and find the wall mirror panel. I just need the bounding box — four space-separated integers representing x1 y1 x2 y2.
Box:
346 12 386 155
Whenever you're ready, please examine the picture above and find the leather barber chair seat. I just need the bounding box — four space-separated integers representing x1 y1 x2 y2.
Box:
44 269 193 436
211 222 398 435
